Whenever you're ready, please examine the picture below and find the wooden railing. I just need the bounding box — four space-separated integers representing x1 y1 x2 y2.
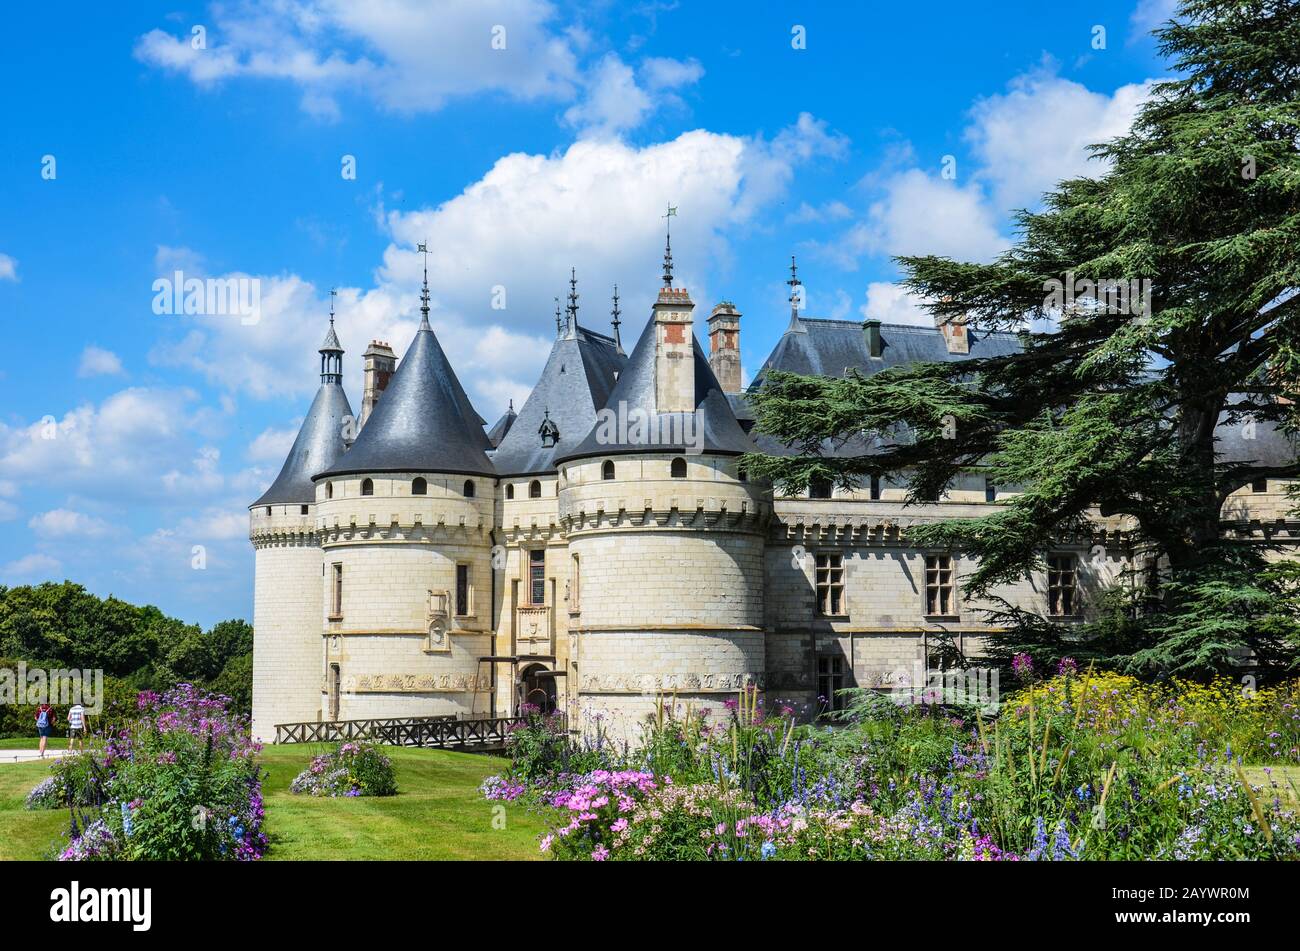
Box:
274 713 563 750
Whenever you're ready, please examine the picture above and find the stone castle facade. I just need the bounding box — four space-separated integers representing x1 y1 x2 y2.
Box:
248 251 1294 742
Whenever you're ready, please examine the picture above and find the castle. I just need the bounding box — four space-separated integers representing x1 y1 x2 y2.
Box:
248 244 1295 742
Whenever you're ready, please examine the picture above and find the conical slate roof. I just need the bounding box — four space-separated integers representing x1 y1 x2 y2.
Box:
252 382 354 506
318 323 495 478
555 315 753 463
492 325 626 476
486 402 518 448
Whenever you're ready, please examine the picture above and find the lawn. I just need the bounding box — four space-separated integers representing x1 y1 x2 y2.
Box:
0 744 548 861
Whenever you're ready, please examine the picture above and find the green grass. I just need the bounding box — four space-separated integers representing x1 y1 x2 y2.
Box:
0 744 548 861
0 737 71 750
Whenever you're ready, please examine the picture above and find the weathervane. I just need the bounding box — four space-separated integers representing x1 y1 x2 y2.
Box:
787 254 802 321
611 284 623 353
662 203 677 287
329 287 337 324
417 241 431 327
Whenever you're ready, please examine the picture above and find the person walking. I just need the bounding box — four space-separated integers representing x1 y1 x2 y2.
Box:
67 700 86 752
35 703 56 758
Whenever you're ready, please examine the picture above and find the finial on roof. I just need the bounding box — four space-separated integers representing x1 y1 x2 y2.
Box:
566 267 579 338
662 203 677 287
611 284 624 354
508 398 514 413
319 288 344 383
554 297 563 337
786 254 803 331
417 242 431 329
329 287 337 324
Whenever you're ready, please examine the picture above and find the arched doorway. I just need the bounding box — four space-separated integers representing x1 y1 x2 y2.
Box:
517 663 557 715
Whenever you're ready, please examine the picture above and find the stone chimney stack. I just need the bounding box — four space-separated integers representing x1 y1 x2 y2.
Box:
360 340 396 428
653 286 696 413
936 313 969 355
707 302 742 394
863 318 883 359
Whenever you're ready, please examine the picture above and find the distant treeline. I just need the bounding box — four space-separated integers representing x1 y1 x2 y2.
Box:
0 581 252 737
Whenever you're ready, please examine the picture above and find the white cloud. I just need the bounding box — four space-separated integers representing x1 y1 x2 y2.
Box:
0 253 17 281
78 345 125 377
0 387 223 502
563 54 704 138
966 68 1154 211
861 282 934 327
29 508 113 537
247 424 300 462
135 0 580 118
1130 0 1178 40
833 169 1008 266
1 553 62 582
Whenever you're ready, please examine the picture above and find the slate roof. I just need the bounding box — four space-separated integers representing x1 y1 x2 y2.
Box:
485 403 518 448
492 325 626 476
556 313 754 462
252 382 354 506
317 322 495 478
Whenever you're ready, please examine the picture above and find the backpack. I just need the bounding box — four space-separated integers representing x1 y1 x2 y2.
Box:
36 708 50 728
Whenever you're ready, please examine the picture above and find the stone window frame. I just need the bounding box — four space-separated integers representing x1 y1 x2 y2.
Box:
1046 553 1080 618
569 552 581 615
814 550 848 618
455 562 474 618
816 653 846 714
923 553 959 620
329 562 344 621
527 548 547 606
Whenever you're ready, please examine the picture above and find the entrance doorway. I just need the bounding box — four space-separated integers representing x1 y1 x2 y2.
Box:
517 663 557 714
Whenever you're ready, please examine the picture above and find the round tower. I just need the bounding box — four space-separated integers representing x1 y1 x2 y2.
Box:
249 307 354 741
556 248 770 742
312 257 498 722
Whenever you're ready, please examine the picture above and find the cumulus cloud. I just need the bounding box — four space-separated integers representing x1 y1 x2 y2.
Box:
965 68 1153 211
0 252 17 281
861 282 934 327
78 345 125 378
135 0 579 118
0 387 225 503
1 553 62 582
563 53 703 138
29 509 113 537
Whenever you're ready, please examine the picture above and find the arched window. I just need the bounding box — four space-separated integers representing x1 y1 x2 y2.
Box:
810 477 832 499
670 457 687 478
506 483 515 500
529 480 542 499
326 481 334 499
463 479 475 498
602 460 615 481
361 478 374 496
412 477 427 495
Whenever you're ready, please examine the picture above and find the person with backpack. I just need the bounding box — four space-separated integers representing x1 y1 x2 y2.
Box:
35 703 56 758
67 700 86 751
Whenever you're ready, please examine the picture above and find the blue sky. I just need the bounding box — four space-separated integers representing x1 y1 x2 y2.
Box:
0 0 1175 626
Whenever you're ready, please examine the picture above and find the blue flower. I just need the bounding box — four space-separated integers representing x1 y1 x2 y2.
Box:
760 841 776 860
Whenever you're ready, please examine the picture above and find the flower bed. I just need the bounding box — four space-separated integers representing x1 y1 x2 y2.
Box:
290 742 397 798
484 675 1300 861
54 684 267 861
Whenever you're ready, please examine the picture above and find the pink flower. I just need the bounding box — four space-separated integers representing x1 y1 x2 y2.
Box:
592 845 610 861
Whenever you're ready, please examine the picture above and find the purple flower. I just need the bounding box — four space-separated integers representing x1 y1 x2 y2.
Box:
1011 653 1034 679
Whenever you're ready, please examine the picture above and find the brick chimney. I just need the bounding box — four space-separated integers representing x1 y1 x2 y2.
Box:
654 286 696 413
360 340 396 428
707 301 742 393
937 314 969 355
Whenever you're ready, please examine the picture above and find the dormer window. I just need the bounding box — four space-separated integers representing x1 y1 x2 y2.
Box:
361 478 374 496
539 410 560 449
412 477 427 495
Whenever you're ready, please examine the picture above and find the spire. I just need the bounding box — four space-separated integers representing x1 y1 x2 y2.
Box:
418 241 431 329
319 288 344 384
611 284 624 354
661 203 677 287
566 267 579 339
555 297 564 337
786 254 803 331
